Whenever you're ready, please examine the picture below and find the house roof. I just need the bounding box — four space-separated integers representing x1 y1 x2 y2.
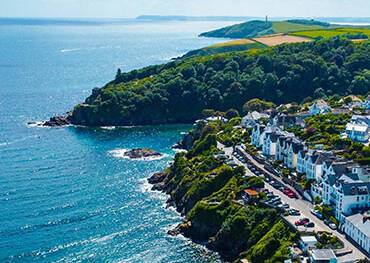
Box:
345 212 370 237
351 115 370 126
244 189 259 196
346 123 368 132
340 181 370 196
310 249 336 260
301 236 317 244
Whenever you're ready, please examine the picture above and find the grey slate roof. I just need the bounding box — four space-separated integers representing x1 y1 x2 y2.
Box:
345 213 370 237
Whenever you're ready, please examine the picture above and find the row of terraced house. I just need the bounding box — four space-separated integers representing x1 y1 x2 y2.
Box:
250 116 370 255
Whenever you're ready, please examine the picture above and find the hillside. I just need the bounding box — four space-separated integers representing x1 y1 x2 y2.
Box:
148 120 297 262
66 39 370 127
199 19 331 38
180 39 266 58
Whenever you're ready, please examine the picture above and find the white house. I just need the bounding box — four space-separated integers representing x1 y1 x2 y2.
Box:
241 111 269 128
342 212 370 255
346 115 370 143
309 249 337 263
309 99 332 116
346 122 369 143
304 151 333 180
332 175 370 220
319 160 370 221
300 236 318 252
262 128 280 156
286 139 304 169
251 123 266 148
297 150 307 174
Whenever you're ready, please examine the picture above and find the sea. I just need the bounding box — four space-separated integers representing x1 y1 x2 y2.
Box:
0 18 237 262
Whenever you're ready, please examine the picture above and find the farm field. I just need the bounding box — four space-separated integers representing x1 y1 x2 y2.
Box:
253 34 312 46
271 21 331 33
291 27 370 39
209 38 256 48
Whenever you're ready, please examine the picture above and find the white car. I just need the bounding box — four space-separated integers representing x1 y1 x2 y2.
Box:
329 223 337 230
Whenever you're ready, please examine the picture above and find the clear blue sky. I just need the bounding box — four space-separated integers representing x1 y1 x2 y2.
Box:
1 0 369 18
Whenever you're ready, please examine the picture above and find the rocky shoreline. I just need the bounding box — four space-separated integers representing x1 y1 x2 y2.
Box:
28 114 72 127
124 148 163 159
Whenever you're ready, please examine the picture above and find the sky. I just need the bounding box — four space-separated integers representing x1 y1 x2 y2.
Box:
0 0 369 18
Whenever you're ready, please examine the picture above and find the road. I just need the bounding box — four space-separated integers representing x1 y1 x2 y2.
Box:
217 142 369 262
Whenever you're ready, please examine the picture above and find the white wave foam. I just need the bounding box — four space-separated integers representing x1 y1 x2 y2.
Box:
0 135 39 147
60 48 81 53
26 121 45 128
108 149 168 161
101 126 116 130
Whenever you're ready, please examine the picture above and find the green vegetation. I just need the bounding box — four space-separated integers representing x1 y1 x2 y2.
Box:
158 121 296 262
272 21 329 34
292 28 370 39
200 20 273 38
182 40 266 58
243 98 275 113
245 220 297 263
288 113 370 162
70 39 370 126
316 232 344 249
200 19 331 39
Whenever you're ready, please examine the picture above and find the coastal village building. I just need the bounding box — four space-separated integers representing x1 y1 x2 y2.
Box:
342 212 370 255
276 137 304 169
345 115 370 143
309 249 337 263
241 111 269 128
251 123 266 148
249 105 370 255
364 95 370 110
318 161 370 221
309 99 332 116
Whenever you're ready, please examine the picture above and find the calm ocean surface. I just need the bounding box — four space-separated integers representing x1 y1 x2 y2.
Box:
0 18 235 262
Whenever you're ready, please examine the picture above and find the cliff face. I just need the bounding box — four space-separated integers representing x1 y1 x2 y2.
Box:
149 121 296 262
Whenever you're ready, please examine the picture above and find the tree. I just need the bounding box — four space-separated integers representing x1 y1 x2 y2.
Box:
202 109 215 118
243 98 275 113
225 109 239 120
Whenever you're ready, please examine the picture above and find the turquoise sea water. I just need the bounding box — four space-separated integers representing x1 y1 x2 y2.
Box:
0 19 234 262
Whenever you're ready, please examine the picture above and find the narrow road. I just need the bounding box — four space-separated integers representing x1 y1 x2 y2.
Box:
217 142 369 262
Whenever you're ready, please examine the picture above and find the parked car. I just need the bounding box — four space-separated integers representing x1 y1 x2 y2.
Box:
282 203 289 209
287 191 297 199
329 223 337 230
295 218 309 226
289 209 301 216
310 209 323 219
305 222 315 228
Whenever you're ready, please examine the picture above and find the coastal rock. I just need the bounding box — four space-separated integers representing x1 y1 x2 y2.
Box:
148 172 167 184
43 115 71 127
124 148 162 159
167 225 182 236
151 182 166 191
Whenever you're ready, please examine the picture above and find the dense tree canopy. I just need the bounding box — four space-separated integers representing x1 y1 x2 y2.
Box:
71 39 370 126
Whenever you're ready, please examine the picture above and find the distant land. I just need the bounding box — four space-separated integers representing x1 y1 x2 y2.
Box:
136 15 256 21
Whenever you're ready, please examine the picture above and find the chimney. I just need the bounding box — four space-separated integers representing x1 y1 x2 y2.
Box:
363 211 370 223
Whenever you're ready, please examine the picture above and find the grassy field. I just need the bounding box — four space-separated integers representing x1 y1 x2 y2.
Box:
291 27 370 39
271 21 330 33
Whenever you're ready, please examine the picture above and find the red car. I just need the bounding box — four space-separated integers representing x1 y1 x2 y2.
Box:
287 192 297 198
295 218 309 226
